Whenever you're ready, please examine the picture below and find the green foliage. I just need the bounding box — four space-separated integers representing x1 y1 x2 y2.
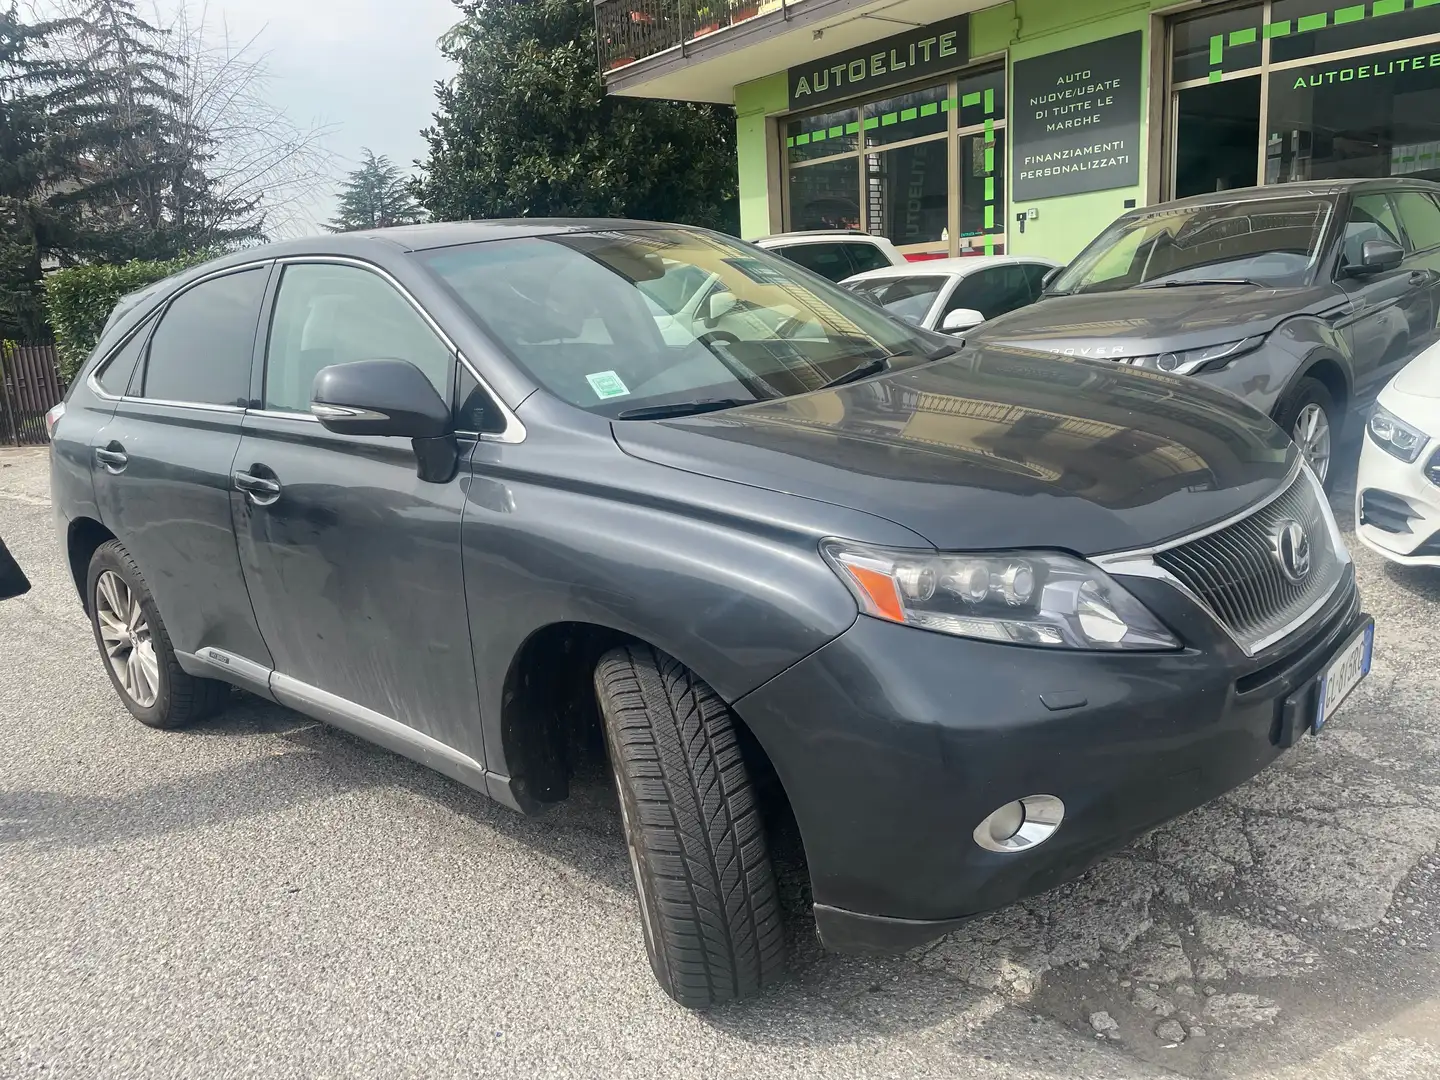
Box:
43 252 210 379
416 0 738 232
328 149 425 232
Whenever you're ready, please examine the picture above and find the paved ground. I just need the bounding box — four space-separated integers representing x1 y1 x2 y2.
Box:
1 441 1437 1080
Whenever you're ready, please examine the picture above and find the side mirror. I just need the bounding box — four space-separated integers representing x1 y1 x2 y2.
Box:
941 308 985 334
703 290 738 325
311 359 458 483
1351 238 1404 275
1041 266 1064 291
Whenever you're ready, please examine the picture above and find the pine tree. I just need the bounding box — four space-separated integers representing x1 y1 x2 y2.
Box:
327 150 425 232
415 0 737 231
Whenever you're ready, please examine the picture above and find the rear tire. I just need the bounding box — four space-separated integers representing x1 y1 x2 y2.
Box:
1273 376 1337 488
87 541 228 729
594 644 787 1008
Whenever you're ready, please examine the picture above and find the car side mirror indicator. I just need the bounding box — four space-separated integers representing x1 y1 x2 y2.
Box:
311 359 459 483
941 308 985 334
1351 238 1404 276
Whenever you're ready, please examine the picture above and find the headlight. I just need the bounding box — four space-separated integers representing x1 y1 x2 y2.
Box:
820 542 1179 650
1129 336 1264 376
1367 404 1429 463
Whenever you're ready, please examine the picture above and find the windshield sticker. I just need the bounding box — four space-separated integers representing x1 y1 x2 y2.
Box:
722 257 789 285
585 370 631 399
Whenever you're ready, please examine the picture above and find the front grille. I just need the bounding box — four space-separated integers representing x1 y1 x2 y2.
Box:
1154 468 1343 654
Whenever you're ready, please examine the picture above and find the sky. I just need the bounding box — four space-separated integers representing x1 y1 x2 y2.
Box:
196 0 460 230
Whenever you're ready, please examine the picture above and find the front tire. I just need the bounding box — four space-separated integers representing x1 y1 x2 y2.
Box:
1273 377 1337 487
87 541 228 729
594 644 787 1008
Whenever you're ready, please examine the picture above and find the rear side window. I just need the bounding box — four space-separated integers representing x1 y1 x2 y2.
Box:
263 263 453 414
846 242 893 275
777 243 854 281
1395 192 1440 252
93 317 154 396
141 268 268 406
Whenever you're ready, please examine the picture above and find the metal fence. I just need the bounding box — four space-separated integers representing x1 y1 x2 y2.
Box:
594 0 783 74
0 343 65 446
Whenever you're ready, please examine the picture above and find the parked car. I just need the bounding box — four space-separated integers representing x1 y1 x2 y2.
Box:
966 179 1440 486
0 536 29 600
840 255 1058 334
50 220 1371 1010
754 230 905 282
1355 342 1440 567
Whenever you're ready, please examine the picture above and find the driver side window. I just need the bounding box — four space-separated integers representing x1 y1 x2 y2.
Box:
1342 194 1402 270
264 263 453 414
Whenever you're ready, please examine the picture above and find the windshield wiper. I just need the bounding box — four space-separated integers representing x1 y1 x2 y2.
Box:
818 357 889 389
1138 277 1267 289
615 398 754 421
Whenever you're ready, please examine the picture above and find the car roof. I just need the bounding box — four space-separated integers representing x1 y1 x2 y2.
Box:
1134 178 1440 214
841 255 1057 284
754 231 885 246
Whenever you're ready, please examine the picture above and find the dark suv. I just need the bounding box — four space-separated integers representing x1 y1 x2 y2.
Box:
969 180 1440 486
50 221 1372 1009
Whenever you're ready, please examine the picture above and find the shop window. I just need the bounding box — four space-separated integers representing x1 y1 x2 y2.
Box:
787 108 859 164
864 84 947 148
955 67 1005 127
1175 77 1261 196
789 158 861 231
1395 190 1440 250
1270 0 1440 65
960 129 1004 251
1172 3 1264 83
866 140 949 246
1266 42 1440 183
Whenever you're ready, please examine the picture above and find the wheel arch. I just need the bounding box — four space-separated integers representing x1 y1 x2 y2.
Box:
66 516 116 613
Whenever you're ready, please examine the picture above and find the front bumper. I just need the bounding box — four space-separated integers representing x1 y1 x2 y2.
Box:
1355 432 1440 567
733 566 1363 955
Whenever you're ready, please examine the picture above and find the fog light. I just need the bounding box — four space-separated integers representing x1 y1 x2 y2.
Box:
972 794 1065 853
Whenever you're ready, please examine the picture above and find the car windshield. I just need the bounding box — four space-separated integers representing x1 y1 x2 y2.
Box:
846 276 947 326
1049 196 1334 295
417 228 940 417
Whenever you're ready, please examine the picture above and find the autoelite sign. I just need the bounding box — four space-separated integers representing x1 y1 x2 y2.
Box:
1012 32 1143 201
788 15 969 110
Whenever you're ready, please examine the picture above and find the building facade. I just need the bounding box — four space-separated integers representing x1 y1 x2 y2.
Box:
595 0 1440 262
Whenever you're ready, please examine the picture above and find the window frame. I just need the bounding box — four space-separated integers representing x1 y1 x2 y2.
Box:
254 256 524 443
128 262 272 412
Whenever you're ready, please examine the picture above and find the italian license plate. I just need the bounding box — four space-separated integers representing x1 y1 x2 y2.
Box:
1314 619 1374 734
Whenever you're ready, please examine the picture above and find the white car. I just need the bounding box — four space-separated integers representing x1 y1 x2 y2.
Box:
753 231 906 283
1355 342 1440 567
840 255 1059 335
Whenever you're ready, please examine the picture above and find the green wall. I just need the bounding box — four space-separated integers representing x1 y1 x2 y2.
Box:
733 0 1163 256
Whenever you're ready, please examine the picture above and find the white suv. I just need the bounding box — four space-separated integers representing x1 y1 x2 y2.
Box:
754 231 906 282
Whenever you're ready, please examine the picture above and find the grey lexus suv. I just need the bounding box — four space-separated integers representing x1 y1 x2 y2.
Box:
50 220 1371 1008
968 179 1440 485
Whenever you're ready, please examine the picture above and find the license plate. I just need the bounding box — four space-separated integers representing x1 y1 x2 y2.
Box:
1314 620 1374 733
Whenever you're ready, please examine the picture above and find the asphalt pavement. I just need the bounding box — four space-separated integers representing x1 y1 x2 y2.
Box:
1 442 1437 1080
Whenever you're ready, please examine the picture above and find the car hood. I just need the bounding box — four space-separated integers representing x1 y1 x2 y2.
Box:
967 283 1342 358
1389 341 1440 400
611 346 1295 555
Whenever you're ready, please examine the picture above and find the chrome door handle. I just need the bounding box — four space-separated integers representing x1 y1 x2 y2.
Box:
1409 270 1430 286
232 470 281 506
94 447 128 473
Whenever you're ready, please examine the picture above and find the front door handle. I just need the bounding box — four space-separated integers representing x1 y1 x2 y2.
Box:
1409 270 1431 286
232 470 281 506
94 446 128 473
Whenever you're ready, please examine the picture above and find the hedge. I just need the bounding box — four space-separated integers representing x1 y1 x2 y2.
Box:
44 253 215 381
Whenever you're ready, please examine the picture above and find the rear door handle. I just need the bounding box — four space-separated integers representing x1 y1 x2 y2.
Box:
232 470 281 506
94 447 128 473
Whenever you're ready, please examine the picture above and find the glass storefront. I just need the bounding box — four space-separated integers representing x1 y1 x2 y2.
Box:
1168 0 1440 198
784 67 1007 255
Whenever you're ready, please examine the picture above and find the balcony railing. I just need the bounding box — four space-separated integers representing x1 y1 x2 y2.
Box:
594 0 790 75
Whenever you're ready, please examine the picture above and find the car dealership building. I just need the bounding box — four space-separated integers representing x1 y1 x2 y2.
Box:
594 0 1440 261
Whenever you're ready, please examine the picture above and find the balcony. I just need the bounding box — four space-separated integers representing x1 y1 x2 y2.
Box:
594 1 794 78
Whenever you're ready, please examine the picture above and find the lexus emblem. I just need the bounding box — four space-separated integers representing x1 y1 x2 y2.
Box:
1271 520 1312 584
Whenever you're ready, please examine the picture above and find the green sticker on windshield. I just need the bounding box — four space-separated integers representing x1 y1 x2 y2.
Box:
586 370 631 399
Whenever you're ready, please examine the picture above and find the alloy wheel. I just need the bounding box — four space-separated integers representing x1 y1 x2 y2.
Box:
95 570 160 708
1293 402 1331 483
